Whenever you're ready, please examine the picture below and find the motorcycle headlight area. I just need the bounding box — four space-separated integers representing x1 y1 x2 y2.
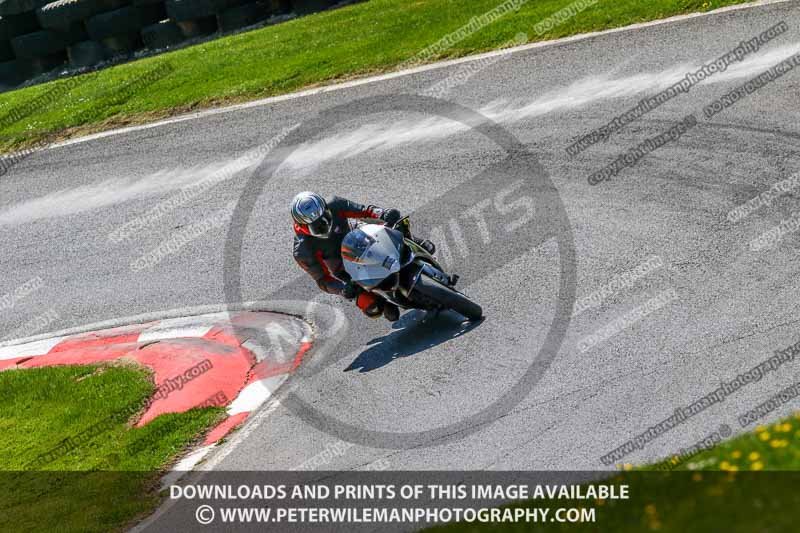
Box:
341 228 375 262
342 225 405 290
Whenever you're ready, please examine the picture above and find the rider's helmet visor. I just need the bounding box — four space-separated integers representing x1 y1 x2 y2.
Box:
307 211 333 238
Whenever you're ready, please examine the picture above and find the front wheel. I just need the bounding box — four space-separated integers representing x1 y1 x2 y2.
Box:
413 274 483 321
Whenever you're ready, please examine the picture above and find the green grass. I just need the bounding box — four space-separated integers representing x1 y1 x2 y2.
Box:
430 413 800 533
648 414 800 472
0 0 750 152
0 365 224 532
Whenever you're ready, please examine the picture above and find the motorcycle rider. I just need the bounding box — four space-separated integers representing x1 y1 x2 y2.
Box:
291 191 435 322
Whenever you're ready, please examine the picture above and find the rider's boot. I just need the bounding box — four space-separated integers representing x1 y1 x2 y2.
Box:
383 302 400 322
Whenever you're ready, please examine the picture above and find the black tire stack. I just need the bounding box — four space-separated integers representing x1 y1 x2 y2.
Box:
164 0 279 39
217 1 270 33
34 0 126 68
85 3 166 55
290 0 335 16
141 18 183 50
0 1 48 88
0 0 347 91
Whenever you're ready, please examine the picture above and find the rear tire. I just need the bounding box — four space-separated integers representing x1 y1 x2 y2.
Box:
413 274 483 321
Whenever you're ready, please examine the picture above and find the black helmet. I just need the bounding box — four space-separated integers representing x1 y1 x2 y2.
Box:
291 191 333 238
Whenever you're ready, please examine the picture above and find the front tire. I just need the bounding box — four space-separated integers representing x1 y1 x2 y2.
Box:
413 274 483 321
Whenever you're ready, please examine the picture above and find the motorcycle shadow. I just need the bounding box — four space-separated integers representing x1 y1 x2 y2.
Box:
344 310 484 373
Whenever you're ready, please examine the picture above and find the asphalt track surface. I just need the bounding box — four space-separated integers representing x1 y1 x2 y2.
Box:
3 0 800 480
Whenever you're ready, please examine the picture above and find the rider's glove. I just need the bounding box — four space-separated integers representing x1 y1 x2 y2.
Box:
381 208 402 226
341 280 360 300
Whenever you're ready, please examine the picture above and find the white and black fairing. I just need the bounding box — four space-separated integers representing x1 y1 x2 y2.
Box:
341 222 454 310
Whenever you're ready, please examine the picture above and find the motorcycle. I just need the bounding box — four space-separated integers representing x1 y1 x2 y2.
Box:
340 217 483 321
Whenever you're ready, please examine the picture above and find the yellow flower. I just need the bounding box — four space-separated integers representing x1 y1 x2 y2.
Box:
692 472 702 482
720 461 732 470
751 461 764 471
650 520 662 531
731 450 741 459
759 432 771 441
779 423 792 432
748 451 760 461
645 504 657 515
623 463 633 471
756 425 768 433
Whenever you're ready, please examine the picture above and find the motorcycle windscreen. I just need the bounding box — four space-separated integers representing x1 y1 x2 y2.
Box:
341 225 402 290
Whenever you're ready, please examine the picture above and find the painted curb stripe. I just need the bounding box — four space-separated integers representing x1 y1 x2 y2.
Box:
0 336 64 360
0 311 313 471
202 412 250 446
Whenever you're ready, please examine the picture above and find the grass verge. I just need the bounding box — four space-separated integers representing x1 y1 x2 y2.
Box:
0 364 224 532
0 0 756 152
430 413 800 532
647 413 800 472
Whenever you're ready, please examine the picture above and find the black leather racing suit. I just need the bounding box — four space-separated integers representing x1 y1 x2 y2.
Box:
292 196 387 295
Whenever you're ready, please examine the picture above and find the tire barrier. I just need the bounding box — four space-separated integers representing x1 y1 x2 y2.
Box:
176 16 217 38
99 31 141 55
36 0 130 30
0 59 30 89
291 0 336 15
141 18 183 50
0 11 39 39
0 0 50 16
67 39 107 67
11 23 86 59
0 0 350 92
29 50 68 75
0 38 13 61
86 4 165 40
217 1 270 32
166 0 225 22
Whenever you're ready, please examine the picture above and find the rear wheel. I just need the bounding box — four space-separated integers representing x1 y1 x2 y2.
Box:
413 274 483 321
